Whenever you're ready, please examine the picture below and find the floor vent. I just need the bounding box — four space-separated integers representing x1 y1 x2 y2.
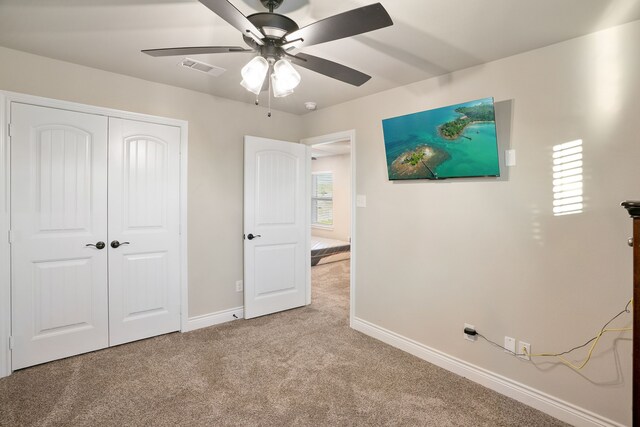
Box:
179 58 225 76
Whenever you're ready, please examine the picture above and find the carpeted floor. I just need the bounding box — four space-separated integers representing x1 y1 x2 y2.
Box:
0 260 567 426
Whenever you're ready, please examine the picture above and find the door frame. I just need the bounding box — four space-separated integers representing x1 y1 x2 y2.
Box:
300 130 356 326
0 90 189 378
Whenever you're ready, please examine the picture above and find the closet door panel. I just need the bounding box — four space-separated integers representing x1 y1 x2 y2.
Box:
11 103 109 370
108 118 181 346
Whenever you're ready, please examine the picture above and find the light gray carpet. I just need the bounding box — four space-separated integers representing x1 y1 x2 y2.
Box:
0 260 567 426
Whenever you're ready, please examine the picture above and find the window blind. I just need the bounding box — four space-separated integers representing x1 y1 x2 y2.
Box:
312 172 333 226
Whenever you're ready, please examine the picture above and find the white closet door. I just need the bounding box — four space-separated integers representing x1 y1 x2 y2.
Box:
107 118 181 346
11 103 109 370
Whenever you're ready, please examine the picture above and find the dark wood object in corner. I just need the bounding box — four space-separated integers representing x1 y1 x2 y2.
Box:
622 201 640 426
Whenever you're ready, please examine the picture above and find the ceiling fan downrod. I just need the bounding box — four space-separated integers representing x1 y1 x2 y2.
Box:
260 0 284 13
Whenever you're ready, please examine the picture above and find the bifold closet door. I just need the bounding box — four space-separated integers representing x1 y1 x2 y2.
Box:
11 103 109 370
107 118 181 346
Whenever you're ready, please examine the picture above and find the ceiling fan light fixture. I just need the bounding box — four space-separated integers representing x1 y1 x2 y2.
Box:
240 56 269 94
271 74 293 98
271 59 301 97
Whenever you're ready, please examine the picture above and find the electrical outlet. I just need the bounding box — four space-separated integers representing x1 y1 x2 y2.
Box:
235 280 243 292
504 336 516 354
463 323 477 342
518 341 531 360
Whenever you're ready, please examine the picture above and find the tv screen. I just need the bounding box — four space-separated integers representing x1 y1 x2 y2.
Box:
382 97 500 180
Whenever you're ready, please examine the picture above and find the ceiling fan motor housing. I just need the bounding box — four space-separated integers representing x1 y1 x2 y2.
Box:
242 12 300 59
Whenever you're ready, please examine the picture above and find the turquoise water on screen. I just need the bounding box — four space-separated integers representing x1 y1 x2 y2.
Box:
381 98 500 180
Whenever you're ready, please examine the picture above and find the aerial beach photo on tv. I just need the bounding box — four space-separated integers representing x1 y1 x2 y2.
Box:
382 97 500 180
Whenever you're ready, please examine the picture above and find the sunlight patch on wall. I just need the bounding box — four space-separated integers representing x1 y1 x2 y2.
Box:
552 140 583 216
591 24 622 121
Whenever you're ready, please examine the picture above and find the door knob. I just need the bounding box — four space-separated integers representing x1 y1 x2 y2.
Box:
629 237 634 247
247 233 261 240
111 240 130 249
86 241 106 250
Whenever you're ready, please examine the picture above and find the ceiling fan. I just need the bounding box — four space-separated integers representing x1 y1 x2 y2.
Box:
142 0 393 103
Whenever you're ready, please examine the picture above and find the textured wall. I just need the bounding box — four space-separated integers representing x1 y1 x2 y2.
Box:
301 21 640 425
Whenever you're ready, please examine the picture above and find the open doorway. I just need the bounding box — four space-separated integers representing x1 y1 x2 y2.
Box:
302 131 355 325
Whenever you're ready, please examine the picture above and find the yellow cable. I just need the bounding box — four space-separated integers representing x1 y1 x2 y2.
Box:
519 299 633 371
525 326 632 371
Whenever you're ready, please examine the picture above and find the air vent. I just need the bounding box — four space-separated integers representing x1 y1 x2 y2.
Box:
179 58 225 77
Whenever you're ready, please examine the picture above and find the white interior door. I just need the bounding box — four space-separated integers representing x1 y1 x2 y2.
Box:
11 103 109 370
244 136 309 319
107 118 181 346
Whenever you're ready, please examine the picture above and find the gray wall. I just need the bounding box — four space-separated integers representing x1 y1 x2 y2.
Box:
302 21 639 425
0 46 304 317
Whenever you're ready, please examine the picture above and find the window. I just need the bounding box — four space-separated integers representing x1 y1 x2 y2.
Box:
312 172 333 227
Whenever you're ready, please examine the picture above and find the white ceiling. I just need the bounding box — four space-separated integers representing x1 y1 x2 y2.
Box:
0 0 638 115
312 140 351 158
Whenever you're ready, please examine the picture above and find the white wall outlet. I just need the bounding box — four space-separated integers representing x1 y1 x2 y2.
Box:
235 280 243 292
463 323 477 342
356 194 367 208
504 336 516 354
518 341 531 360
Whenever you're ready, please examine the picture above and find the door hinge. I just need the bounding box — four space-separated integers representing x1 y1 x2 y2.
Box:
9 336 14 350
8 123 14 137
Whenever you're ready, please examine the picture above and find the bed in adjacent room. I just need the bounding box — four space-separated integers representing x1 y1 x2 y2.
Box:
311 236 351 266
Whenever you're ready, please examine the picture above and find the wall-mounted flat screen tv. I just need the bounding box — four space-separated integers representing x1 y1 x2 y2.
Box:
382 97 500 180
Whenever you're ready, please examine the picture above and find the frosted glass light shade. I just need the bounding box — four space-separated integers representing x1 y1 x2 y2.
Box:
271 74 293 98
271 59 301 98
240 56 269 95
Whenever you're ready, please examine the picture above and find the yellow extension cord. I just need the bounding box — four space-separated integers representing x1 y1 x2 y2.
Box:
524 299 633 371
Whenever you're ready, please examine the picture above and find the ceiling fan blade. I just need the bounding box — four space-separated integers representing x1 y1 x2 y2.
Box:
285 3 393 48
199 0 265 42
289 53 371 87
142 46 254 57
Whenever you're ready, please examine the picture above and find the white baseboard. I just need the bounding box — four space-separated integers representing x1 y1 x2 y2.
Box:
183 307 244 332
351 317 625 427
